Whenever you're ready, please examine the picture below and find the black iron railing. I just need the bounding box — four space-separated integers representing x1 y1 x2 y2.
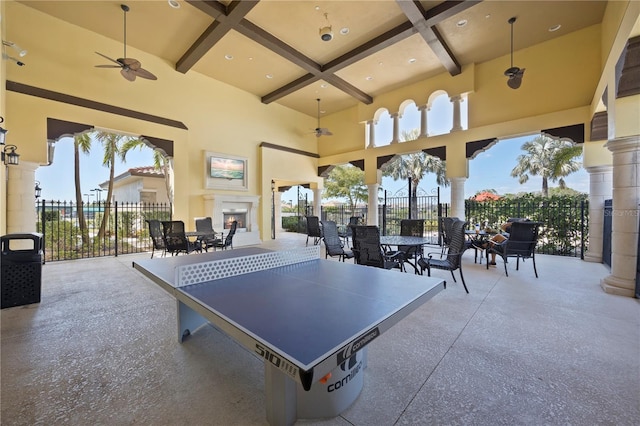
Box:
36 200 172 262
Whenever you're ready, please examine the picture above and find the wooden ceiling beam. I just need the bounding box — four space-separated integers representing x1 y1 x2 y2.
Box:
177 1 259 73
396 0 482 76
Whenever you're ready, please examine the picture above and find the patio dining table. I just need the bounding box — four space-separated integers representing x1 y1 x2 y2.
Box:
380 235 433 274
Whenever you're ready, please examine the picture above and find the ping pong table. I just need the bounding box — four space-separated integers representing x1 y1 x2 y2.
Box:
133 245 444 425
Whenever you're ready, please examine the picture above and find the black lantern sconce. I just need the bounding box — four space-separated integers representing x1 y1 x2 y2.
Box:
0 117 7 145
2 144 20 165
35 181 42 199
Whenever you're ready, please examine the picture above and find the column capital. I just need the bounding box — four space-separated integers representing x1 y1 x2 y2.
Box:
585 165 613 174
605 134 640 153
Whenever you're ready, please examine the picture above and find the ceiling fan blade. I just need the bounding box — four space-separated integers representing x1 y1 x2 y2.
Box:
119 58 141 69
95 51 121 66
120 68 137 82
134 67 158 80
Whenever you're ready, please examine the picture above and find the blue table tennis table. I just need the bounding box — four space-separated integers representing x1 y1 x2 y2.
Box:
133 246 444 425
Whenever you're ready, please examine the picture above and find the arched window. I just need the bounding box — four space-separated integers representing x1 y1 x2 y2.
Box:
399 101 420 140
373 109 393 147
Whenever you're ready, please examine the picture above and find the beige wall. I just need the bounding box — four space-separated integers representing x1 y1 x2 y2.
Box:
2 1 318 240
1 0 639 240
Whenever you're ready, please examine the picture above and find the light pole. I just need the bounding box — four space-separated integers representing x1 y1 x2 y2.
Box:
83 193 94 205
91 188 103 203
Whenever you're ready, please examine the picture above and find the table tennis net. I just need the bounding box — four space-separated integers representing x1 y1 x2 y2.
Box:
175 245 321 287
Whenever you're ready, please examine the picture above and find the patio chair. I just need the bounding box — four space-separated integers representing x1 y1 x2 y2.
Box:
195 217 218 252
351 225 404 271
486 221 542 277
340 216 361 247
161 220 202 256
213 220 237 250
418 218 469 293
320 220 354 262
305 216 322 246
146 219 166 258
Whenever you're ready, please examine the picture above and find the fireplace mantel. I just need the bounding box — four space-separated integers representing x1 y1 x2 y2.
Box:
203 194 261 246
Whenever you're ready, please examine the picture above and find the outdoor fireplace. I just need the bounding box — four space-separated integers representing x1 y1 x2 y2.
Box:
223 211 246 229
203 194 261 246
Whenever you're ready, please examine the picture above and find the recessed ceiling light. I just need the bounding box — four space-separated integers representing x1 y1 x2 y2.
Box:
548 24 562 32
224 54 233 60
266 74 273 79
315 6 320 11
456 19 467 27
378 61 384 66
320 110 326 114
408 58 416 64
485 14 491 19
365 76 373 81
320 83 327 88
340 27 350 35
168 0 180 9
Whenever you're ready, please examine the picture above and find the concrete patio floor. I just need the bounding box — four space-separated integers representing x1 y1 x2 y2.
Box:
1 231 639 425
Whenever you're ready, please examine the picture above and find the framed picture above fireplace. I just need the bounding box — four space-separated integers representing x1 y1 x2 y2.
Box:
204 151 248 191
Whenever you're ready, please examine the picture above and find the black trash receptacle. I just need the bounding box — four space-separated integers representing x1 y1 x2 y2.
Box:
1 233 43 309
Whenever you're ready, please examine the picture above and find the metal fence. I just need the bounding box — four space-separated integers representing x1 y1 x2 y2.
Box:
36 200 172 262
465 198 589 258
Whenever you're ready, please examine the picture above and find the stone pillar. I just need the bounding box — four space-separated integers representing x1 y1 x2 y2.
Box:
584 165 613 263
367 183 379 226
600 135 640 297
6 161 39 234
312 188 322 217
367 120 375 148
449 177 466 220
418 104 429 138
450 95 463 132
390 113 400 144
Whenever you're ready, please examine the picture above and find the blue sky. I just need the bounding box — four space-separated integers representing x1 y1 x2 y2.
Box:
36 95 587 202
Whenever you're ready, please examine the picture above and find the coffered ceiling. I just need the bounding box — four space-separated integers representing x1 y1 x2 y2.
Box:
17 0 608 117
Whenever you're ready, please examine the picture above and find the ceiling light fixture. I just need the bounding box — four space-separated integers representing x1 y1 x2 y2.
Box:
340 27 349 35
266 74 273 79
224 54 233 60
408 58 416 64
548 24 562 32
168 0 180 9
319 13 333 42
456 19 467 27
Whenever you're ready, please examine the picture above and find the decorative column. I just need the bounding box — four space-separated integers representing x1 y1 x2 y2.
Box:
6 161 39 234
367 183 379 226
449 177 467 220
600 135 640 297
366 120 375 148
312 188 322 217
390 113 400 144
450 95 463 132
418 104 429 138
584 165 613 263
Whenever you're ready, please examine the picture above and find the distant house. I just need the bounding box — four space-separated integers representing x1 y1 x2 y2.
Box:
100 166 169 203
471 191 502 202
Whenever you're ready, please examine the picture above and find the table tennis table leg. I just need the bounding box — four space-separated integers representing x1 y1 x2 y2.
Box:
177 300 208 343
264 363 297 426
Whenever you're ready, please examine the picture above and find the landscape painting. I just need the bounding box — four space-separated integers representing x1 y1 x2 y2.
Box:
210 156 245 180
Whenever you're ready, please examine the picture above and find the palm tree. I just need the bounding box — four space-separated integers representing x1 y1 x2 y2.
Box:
381 129 448 218
93 131 144 240
120 138 173 203
74 133 92 244
510 135 582 197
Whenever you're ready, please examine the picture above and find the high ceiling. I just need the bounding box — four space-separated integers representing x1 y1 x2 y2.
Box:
18 0 607 117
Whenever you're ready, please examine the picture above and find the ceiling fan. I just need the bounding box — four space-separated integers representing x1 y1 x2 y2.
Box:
313 98 333 137
504 17 525 89
95 4 157 82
